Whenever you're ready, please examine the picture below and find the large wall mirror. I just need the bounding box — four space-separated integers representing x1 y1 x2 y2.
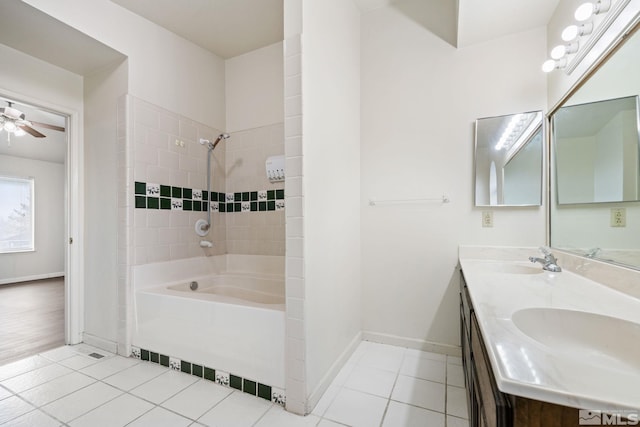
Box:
554 96 640 204
550 25 640 269
475 111 543 206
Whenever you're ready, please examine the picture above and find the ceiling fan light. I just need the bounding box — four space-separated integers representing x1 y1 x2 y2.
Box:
14 128 26 137
4 121 17 132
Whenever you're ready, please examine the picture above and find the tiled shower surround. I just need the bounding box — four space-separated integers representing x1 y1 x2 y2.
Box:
122 96 285 265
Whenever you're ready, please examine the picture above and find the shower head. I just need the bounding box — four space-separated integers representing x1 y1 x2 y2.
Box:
211 133 230 150
199 133 230 151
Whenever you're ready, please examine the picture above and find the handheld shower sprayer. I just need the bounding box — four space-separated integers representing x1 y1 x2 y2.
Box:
199 133 230 151
212 133 230 150
196 133 231 239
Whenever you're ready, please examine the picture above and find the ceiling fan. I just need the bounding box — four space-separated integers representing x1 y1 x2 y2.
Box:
0 101 65 139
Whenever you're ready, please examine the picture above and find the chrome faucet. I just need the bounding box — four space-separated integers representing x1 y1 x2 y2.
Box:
585 247 601 259
529 247 562 272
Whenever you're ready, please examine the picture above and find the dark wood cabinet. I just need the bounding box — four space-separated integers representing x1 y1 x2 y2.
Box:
460 271 581 427
460 271 512 427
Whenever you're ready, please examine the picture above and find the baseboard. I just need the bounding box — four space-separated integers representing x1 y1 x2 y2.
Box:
361 330 461 357
0 272 64 286
306 331 362 414
83 333 118 354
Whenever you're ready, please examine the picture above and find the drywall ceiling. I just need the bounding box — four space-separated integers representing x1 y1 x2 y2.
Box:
456 0 560 47
111 0 560 56
0 96 67 164
111 0 284 59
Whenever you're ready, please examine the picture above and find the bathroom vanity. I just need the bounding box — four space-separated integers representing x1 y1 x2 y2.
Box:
459 247 640 427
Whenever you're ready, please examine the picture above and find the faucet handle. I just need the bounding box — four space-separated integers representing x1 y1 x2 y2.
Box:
539 246 551 256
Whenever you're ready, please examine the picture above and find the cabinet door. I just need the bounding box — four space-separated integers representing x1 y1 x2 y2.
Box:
471 314 512 427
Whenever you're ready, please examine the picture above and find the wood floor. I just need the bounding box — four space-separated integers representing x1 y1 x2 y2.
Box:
0 277 65 366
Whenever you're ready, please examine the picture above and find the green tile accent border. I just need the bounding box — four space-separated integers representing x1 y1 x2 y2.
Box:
132 346 284 405
134 181 283 214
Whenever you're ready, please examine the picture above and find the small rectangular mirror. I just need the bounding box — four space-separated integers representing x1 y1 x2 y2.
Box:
474 111 543 206
553 95 640 204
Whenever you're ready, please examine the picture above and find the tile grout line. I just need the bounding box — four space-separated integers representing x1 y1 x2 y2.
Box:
378 347 408 427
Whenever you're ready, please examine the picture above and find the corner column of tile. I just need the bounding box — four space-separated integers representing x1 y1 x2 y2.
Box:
117 94 134 357
284 34 306 416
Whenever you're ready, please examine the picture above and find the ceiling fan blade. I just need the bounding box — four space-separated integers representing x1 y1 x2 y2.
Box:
19 124 46 138
29 121 65 132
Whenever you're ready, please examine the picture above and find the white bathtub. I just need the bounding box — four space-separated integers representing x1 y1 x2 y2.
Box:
132 255 285 389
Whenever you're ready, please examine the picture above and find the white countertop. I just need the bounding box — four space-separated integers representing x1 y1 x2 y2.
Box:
459 246 640 413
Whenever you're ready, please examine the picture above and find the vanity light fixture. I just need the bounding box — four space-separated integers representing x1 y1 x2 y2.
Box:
561 22 594 42
574 0 611 22
540 0 623 74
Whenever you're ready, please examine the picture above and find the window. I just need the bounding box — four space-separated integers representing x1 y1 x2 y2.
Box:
0 176 34 253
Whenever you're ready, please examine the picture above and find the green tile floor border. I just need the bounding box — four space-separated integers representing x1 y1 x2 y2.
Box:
134 181 284 213
130 346 285 406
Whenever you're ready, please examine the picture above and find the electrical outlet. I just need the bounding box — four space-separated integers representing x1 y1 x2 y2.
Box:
482 211 493 228
610 208 626 227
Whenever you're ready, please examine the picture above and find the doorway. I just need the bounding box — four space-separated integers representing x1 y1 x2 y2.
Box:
0 94 76 365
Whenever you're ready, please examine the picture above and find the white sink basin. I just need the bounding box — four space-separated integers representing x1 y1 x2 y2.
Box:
486 263 544 275
512 308 640 370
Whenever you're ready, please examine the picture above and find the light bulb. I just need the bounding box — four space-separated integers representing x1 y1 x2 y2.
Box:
551 45 566 60
4 121 17 132
542 60 556 72
563 22 594 41
14 128 26 137
575 2 595 21
562 25 579 42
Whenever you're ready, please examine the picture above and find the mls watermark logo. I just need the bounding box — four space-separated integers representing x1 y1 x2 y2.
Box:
580 410 602 425
579 410 640 426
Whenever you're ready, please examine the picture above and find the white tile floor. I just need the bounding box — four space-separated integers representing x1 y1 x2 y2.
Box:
0 341 469 426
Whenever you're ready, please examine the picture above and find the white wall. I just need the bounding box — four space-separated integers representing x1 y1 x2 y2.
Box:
361 6 548 350
226 42 284 133
83 61 127 344
0 155 65 284
297 0 362 413
23 0 226 130
0 44 84 112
